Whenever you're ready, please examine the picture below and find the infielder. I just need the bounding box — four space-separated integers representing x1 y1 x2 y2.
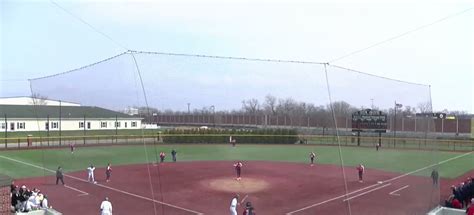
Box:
159 152 166 163
234 161 243 180
309 152 316 166
105 163 112 182
87 164 96 183
229 194 239 215
357 164 365 182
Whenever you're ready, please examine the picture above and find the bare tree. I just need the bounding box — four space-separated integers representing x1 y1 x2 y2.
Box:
30 93 48 105
276 98 298 115
263 94 277 115
242 98 260 114
328 101 355 117
417 101 432 113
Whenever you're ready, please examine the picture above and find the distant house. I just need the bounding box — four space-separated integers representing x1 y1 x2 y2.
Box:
0 97 142 132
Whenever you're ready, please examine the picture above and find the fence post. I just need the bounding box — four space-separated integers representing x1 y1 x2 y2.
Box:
4 114 7 148
441 119 444 134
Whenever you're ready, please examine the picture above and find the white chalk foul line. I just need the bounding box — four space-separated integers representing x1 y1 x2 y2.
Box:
0 155 203 215
286 151 473 214
285 182 382 214
383 151 472 184
389 185 409 196
342 183 392 202
64 185 89 196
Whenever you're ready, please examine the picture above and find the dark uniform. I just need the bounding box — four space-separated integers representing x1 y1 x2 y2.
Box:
171 149 177 162
431 169 439 185
56 167 64 185
106 164 112 182
234 162 243 180
310 152 316 165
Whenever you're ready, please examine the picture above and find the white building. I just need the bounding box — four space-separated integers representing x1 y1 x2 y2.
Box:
0 104 142 132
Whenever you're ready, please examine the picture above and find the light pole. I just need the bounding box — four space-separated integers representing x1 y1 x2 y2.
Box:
394 101 402 147
210 105 215 127
371 99 374 109
187 103 191 114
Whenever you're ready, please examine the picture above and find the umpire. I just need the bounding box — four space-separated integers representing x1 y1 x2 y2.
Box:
56 166 65 185
171 149 177 162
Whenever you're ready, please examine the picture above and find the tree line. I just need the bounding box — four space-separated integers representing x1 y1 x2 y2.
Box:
132 95 470 118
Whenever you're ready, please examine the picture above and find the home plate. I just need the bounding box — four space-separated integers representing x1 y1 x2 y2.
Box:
377 181 383 184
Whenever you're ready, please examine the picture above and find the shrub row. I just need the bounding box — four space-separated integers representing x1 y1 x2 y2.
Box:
161 128 298 144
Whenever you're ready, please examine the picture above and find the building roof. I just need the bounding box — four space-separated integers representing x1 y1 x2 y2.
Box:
0 105 138 119
0 96 80 106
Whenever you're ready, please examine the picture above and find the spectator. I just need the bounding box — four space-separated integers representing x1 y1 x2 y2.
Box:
451 198 462 209
41 195 49 209
9 184 51 212
467 198 474 215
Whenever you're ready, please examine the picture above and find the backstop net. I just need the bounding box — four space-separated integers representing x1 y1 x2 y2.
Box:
25 50 449 214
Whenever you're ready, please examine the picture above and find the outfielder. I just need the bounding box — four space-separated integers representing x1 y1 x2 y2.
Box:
230 136 236 147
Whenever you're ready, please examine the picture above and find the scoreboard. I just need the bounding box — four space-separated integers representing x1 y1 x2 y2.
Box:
352 109 387 132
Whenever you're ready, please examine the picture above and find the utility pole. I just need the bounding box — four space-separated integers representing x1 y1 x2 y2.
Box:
83 115 86 145
393 101 402 147
59 100 62 146
47 115 50 146
210 105 215 127
4 114 7 148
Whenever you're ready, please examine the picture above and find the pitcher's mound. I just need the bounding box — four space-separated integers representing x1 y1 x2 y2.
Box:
202 177 270 193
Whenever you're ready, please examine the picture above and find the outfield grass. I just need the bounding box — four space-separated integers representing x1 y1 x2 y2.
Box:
0 144 472 179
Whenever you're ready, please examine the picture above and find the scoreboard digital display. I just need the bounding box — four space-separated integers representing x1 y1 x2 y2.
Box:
352 109 387 132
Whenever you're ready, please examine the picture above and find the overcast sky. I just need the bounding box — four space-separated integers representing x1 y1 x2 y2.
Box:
1 0 473 113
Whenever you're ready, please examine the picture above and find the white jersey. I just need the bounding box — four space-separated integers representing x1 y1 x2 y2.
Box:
100 200 113 215
230 197 238 215
87 166 96 182
87 166 95 174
